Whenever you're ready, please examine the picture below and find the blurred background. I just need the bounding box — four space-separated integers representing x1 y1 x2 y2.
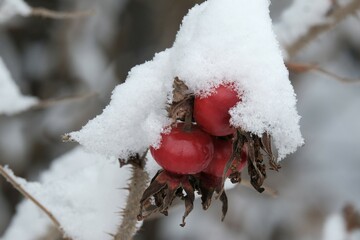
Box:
1 0 360 239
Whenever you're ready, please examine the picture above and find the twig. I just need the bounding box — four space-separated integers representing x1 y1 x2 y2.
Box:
286 62 360 84
239 179 278 198
30 92 97 110
0 165 66 237
31 7 94 19
114 152 149 240
287 0 360 58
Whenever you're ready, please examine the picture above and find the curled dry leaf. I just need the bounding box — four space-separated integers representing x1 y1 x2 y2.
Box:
138 170 195 227
167 78 194 122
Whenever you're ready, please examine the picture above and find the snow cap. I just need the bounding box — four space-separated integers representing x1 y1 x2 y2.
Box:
70 0 303 161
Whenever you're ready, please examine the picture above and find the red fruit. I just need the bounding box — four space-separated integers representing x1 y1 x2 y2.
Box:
203 138 247 178
150 123 214 174
194 84 240 136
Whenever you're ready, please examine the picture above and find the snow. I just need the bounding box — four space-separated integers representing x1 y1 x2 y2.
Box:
0 57 38 115
70 0 303 161
69 50 173 159
0 0 31 23
322 214 347 240
273 0 332 48
322 212 360 240
1 147 138 240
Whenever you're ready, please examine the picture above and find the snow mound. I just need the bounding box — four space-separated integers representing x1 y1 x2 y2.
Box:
70 0 303 161
0 57 38 115
2 147 131 240
0 0 31 23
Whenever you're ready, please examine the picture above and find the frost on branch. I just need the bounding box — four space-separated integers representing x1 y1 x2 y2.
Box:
0 57 38 115
70 0 303 162
0 0 31 23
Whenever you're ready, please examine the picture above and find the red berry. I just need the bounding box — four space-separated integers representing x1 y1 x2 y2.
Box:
150 123 214 174
194 84 240 136
203 138 247 178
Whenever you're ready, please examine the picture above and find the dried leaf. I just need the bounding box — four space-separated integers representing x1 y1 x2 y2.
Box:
219 191 228 221
260 133 280 171
181 181 195 227
168 78 194 121
173 77 190 103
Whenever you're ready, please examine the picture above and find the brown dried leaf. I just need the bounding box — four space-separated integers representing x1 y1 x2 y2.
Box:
168 78 194 121
168 98 193 121
221 130 245 186
219 191 228 222
181 182 195 227
247 136 265 193
260 133 280 171
173 77 189 103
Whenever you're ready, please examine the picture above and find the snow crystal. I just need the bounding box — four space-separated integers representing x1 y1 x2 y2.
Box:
0 57 38 115
273 0 332 48
0 0 31 23
1 147 136 240
70 0 303 161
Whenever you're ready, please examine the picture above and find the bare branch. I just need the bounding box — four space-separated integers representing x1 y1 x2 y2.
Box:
31 7 94 20
287 0 360 58
30 92 97 110
239 179 278 198
286 62 360 84
114 152 149 240
0 165 67 238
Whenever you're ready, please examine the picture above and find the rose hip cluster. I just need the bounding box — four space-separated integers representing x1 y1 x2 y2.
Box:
137 82 250 226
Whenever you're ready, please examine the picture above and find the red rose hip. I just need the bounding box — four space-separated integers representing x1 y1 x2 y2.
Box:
150 123 214 174
194 84 240 136
203 138 247 178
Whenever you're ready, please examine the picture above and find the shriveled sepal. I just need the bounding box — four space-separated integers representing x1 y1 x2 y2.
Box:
137 170 196 227
198 173 230 221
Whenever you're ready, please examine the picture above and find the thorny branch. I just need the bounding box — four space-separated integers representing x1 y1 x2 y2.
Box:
287 0 360 58
0 165 68 238
114 151 149 240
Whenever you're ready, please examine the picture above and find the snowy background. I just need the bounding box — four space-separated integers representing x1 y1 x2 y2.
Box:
1 0 360 239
